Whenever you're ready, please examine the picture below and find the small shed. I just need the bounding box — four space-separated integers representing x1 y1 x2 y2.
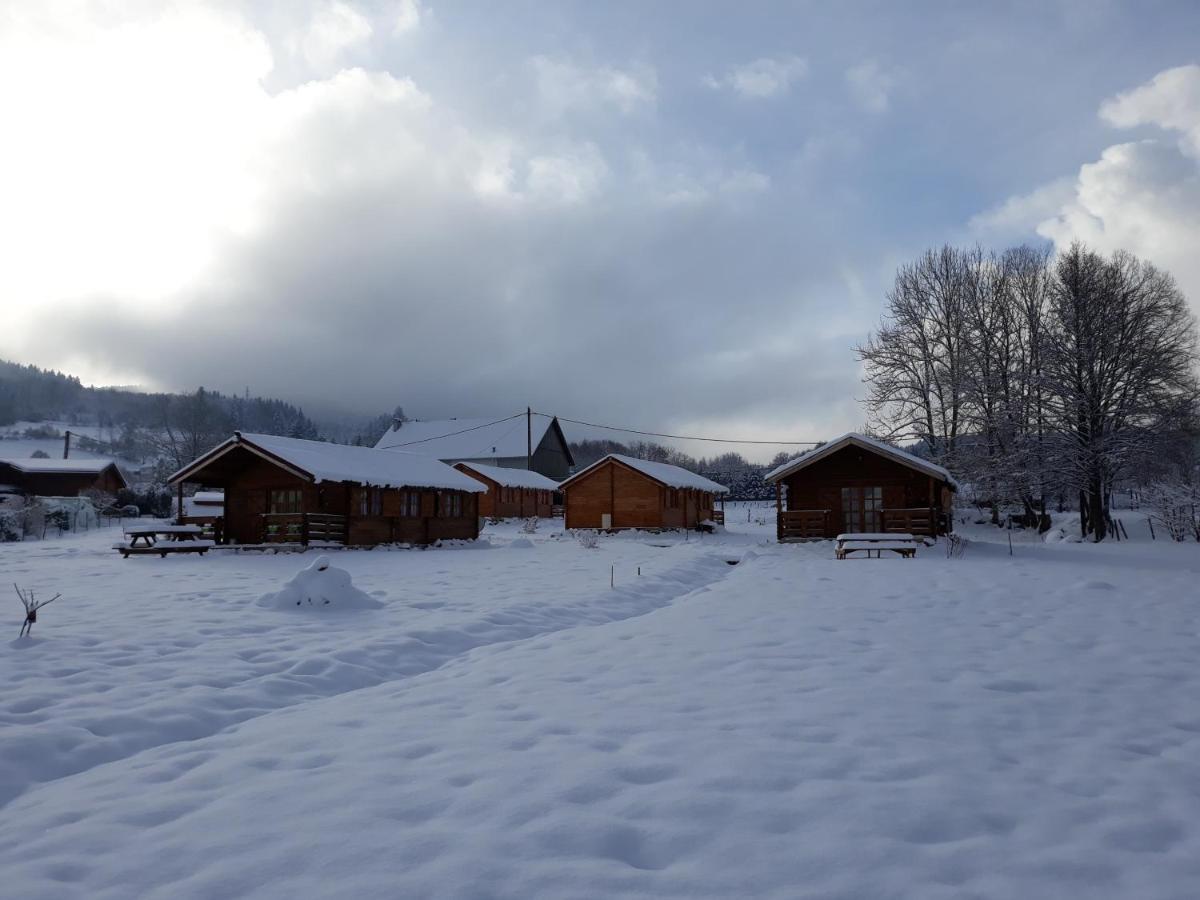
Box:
453 463 558 518
560 454 728 531
0 457 127 497
763 433 957 541
167 432 485 547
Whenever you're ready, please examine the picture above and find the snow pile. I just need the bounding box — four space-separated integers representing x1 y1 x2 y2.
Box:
257 556 384 610
508 537 534 549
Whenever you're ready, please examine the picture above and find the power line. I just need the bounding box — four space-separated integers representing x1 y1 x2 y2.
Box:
538 412 823 447
376 413 526 450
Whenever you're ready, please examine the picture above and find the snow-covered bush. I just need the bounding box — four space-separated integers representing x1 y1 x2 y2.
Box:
0 509 21 542
575 530 599 549
1144 480 1200 542
520 517 539 534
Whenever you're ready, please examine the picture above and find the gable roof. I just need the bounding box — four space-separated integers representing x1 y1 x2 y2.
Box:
0 457 127 488
374 415 574 467
0 457 121 475
560 454 729 494
168 432 485 492
763 433 959 490
454 462 560 491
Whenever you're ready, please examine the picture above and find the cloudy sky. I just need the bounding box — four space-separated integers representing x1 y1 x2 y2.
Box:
2 1 1199 460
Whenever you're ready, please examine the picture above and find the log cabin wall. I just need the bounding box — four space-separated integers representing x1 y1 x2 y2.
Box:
778 444 950 538
564 459 702 530
216 455 478 546
222 457 315 545
0 464 126 497
347 487 478 545
455 467 555 519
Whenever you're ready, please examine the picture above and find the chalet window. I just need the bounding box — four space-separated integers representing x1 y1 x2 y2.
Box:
357 487 383 516
400 490 421 518
269 488 302 514
439 492 462 518
666 488 678 508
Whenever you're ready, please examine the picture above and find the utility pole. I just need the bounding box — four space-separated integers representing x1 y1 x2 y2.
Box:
526 407 532 470
63 430 70 459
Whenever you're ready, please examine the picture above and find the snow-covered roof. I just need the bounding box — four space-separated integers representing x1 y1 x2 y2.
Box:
191 491 224 504
375 415 570 465
561 454 729 494
169 433 486 492
0 457 120 475
454 462 560 491
763 433 960 490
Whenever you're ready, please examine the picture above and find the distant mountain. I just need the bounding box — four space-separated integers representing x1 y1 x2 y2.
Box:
0 359 386 461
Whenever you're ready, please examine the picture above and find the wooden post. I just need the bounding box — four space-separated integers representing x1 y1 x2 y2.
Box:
526 407 532 470
176 482 184 525
63 430 71 459
775 482 782 542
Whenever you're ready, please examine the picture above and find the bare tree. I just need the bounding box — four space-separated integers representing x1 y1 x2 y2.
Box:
150 388 232 471
857 246 971 467
1042 244 1199 541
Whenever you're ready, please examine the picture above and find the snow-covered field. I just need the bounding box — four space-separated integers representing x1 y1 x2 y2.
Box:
2 517 1199 898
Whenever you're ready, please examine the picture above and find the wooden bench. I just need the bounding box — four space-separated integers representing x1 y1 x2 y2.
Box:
114 525 214 558
835 532 920 560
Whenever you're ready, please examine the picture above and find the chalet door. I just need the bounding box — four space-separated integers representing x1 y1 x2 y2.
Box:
841 486 882 533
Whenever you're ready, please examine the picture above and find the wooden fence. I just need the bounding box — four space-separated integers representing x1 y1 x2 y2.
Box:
778 509 830 542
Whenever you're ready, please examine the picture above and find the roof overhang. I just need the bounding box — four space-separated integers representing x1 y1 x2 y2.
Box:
764 433 958 490
168 433 313 486
559 455 727 494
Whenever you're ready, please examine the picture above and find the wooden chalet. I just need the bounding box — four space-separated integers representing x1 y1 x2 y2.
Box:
560 454 728 531
167 432 485 547
0 457 127 497
453 462 558 518
375 414 575 481
763 433 957 542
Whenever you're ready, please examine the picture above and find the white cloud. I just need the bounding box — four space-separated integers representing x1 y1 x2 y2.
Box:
976 64 1200 315
298 1 373 70
845 60 894 113
525 145 609 204
967 177 1076 241
530 56 657 115
704 55 808 99
1099 63 1200 153
393 0 421 35
0 5 273 323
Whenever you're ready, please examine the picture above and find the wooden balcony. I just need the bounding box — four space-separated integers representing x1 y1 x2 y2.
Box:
261 513 347 545
880 507 936 536
778 509 830 542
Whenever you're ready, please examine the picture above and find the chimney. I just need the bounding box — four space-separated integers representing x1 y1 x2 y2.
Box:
392 418 403 431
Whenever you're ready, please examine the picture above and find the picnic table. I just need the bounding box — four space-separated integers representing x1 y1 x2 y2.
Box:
835 532 919 560
114 524 214 558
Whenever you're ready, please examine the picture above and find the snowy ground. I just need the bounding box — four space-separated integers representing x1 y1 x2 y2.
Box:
2 515 1199 898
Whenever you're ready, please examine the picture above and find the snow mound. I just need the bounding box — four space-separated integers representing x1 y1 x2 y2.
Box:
257 556 384 611
508 537 535 549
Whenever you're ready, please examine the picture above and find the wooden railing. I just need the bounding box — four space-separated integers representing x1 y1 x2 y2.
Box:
261 513 347 545
881 507 936 536
778 509 829 542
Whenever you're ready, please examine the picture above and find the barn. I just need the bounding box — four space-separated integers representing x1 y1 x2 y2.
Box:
453 463 558 519
375 414 575 481
167 432 485 547
763 433 957 541
0 457 127 497
560 454 728 531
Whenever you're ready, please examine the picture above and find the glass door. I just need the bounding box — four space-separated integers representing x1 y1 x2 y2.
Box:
841 486 883 532
841 487 861 533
